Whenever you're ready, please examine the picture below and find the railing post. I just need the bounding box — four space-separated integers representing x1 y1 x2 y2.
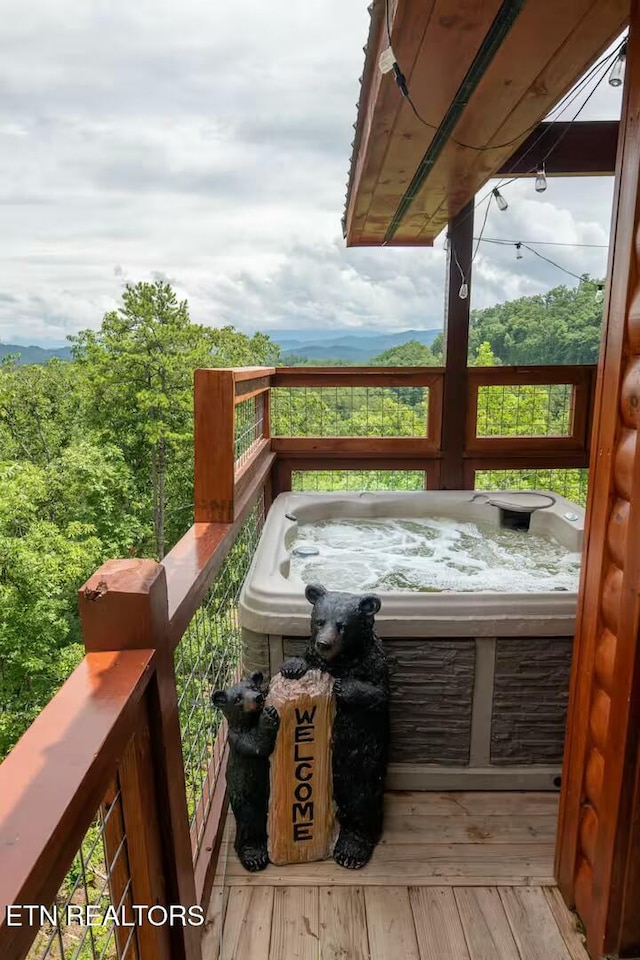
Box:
79 559 202 960
194 369 236 522
441 201 474 490
262 383 274 510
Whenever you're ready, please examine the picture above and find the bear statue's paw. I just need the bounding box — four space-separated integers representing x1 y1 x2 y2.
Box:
237 844 269 872
262 705 280 727
333 830 375 870
280 657 308 680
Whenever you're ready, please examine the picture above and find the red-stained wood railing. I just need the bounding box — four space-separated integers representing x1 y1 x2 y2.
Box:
260 363 597 493
0 650 175 960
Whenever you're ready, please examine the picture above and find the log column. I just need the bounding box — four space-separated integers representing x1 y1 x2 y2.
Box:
440 200 474 490
556 8 640 957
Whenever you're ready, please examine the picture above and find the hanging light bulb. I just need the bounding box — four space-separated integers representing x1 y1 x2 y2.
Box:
609 42 627 87
492 188 508 212
444 233 451 252
516 242 523 260
595 283 604 304
378 46 396 75
459 281 469 300
535 163 547 193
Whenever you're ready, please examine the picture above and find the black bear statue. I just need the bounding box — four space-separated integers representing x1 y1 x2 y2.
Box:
212 671 280 871
280 583 390 869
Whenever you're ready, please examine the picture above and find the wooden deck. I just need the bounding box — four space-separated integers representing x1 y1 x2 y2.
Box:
203 792 589 959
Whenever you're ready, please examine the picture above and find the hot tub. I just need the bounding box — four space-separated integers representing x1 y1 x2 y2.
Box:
239 490 584 790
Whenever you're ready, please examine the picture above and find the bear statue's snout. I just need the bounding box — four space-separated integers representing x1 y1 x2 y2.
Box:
314 624 341 659
244 690 263 712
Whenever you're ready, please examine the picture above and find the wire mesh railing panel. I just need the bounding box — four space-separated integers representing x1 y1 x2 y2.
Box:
25 780 138 960
476 383 573 438
291 470 426 493
174 493 266 857
234 394 265 466
270 386 429 437
474 468 589 507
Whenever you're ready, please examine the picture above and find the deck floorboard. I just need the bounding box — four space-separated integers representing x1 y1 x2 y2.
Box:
206 792 587 960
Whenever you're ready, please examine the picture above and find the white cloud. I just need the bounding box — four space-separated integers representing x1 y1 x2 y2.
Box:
0 0 623 345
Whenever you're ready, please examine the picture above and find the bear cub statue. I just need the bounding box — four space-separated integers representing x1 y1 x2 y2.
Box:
212 671 279 872
280 583 390 870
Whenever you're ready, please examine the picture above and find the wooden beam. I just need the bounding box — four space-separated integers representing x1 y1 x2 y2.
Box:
440 201 473 489
272 367 443 388
498 120 619 177
271 438 439 457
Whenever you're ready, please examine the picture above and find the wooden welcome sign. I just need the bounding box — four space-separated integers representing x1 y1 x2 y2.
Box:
265 670 337 864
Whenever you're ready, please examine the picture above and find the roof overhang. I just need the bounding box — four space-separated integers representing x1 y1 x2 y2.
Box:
343 0 629 247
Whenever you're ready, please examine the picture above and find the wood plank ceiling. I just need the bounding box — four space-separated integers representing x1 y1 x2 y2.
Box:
343 0 629 247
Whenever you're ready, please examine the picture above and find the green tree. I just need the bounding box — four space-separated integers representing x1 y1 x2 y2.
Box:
370 340 440 366
72 281 279 557
0 449 142 757
468 278 604 365
0 357 84 464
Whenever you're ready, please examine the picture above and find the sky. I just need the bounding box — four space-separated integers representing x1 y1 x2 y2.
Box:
0 0 624 347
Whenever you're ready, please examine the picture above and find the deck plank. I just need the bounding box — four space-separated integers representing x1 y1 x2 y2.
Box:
202 883 228 960
410 887 470 960
319 887 370 960
220 887 274 960
542 888 590 960
268 887 319 960
454 887 520 960
381 813 557 844
227 810 557 844
499 887 573 960
223 839 555 886
365 887 420 960
385 792 559 817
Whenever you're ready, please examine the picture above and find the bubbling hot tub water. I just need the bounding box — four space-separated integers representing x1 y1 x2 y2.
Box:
290 516 581 593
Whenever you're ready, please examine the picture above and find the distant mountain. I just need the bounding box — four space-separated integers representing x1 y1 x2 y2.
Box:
275 328 441 363
0 344 72 365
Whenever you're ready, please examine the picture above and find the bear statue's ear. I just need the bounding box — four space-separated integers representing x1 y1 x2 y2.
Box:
249 670 264 686
212 690 228 707
305 583 327 605
359 594 381 616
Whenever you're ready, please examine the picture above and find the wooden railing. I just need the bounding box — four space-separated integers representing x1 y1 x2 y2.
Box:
265 363 596 495
0 362 597 960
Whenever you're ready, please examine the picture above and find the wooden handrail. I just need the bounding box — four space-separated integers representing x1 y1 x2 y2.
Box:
0 650 155 960
467 364 597 385
163 448 274 647
273 367 444 387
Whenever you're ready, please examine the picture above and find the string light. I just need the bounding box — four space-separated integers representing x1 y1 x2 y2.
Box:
478 238 608 249
609 41 627 87
378 46 396 75
515 242 523 260
535 163 547 193
595 283 605 304
492 188 508 212
444 233 451 251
